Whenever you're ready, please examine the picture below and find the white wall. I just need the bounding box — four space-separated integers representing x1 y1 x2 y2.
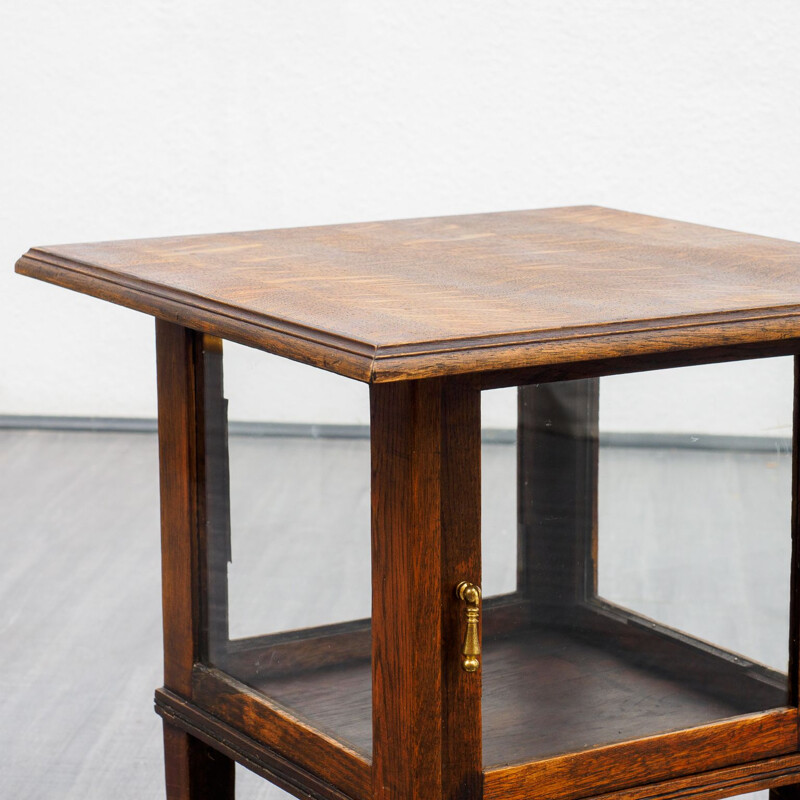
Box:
3 1 800 434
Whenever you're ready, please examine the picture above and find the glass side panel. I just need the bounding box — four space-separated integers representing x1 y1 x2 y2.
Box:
201 341 372 756
598 360 793 674
481 387 518 599
481 358 793 769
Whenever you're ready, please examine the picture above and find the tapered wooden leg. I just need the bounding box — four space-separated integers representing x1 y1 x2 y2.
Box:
517 379 599 619
371 378 482 800
156 321 235 799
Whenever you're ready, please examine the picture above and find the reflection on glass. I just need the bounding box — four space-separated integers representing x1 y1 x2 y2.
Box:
201 342 372 755
598 361 792 674
481 359 792 768
482 387 518 599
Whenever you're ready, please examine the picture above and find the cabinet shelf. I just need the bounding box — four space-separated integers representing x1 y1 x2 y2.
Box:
213 599 787 769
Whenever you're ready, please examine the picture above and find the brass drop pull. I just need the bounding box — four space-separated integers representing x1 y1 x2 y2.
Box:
456 581 482 673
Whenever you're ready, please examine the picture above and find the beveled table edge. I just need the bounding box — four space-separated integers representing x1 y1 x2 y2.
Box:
17 247 800 383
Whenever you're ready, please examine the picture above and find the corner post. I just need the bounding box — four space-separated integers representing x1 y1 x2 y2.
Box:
371 378 482 800
155 320 234 799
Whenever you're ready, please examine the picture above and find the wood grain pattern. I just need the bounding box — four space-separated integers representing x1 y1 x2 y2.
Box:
590 753 800 800
155 321 235 797
22 209 800 799
157 689 356 800
17 206 800 381
7 416 799 800
440 381 483 800
370 379 482 799
471 337 800 390
220 618 372 679
163 722 235 800
158 694 800 800
571 601 786 707
192 666 371 800
227 618 790 769
216 594 525 683
483 708 799 800
156 320 201 696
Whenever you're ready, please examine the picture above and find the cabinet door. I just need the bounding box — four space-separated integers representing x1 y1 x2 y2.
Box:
480 356 798 800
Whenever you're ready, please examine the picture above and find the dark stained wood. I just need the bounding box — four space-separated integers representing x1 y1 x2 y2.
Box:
193 587 790 763
157 689 356 800
218 594 528 683
221 618 372 679
21 210 800 800
254 657 371 757
163 722 234 799
370 379 482 800
192 665 371 800
156 320 201 696
229 618 789 769
440 381 483 800
199 596 528 763
17 207 800 382
483 708 799 800
471 336 800 390
589 753 800 800
197 334 232 665
572 601 786 706
517 379 599 616
480 629 790 768
155 320 235 798
371 316 800 384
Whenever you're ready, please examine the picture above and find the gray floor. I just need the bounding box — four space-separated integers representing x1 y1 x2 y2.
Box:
1 428 789 798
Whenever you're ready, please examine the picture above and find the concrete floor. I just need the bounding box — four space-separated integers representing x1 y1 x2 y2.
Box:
1 428 789 798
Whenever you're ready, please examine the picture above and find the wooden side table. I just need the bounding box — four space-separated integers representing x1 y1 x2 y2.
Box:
16 206 800 800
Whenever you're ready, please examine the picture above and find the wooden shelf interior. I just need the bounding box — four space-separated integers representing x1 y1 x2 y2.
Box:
210 599 787 769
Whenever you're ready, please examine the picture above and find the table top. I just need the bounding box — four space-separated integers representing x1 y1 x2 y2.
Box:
16 206 800 382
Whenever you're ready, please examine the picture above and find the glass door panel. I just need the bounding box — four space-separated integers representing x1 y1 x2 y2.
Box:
480 357 793 768
200 340 372 756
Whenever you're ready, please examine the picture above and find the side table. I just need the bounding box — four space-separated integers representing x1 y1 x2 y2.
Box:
16 206 800 800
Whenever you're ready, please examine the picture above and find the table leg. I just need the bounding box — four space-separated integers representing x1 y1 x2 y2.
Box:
371 378 482 800
164 723 235 799
156 321 235 799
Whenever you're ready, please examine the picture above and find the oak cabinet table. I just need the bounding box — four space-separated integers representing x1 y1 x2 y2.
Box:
15 206 800 800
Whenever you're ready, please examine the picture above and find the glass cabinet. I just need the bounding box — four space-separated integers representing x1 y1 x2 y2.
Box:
190 339 796 799
19 205 800 800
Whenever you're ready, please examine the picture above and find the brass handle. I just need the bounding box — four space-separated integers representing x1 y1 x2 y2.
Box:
456 581 481 673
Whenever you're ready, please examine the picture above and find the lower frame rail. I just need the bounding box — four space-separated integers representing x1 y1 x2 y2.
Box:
155 688 357 800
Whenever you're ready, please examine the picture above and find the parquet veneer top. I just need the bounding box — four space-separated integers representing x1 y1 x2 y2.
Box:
17 206 800 381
